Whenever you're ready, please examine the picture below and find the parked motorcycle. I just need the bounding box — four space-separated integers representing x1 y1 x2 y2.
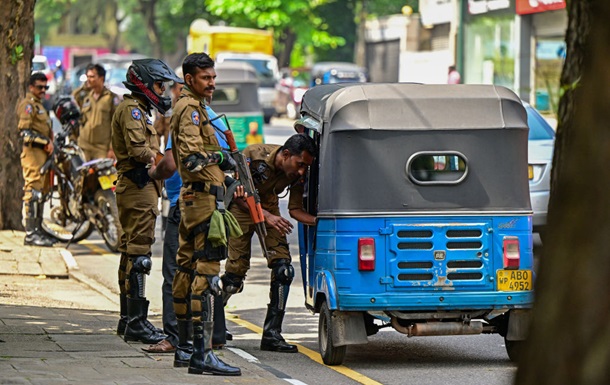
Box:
40 97 121 252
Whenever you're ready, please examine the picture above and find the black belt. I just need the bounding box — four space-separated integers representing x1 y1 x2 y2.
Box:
24 142 46 150
184 182 224 198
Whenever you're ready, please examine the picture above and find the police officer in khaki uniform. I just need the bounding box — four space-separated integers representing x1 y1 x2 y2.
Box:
78 64 119 160
221 133 317 353
111 59 182 345
17 72 57 247
171 52 240 376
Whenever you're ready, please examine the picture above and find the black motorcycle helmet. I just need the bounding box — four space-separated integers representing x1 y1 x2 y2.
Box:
53 96 81 124
123 58 183 114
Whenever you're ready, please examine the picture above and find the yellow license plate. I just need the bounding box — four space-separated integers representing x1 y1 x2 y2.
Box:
98 174 117 190
497 269 532 291
528 165 534 180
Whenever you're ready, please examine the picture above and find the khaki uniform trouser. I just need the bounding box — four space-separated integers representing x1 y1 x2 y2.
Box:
115 177 158 295
20 146 49 203
224 205 291 279
173 187 219 322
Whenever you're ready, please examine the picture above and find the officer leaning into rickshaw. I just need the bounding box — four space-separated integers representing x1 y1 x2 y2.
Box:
170 52 241 376
111 59 182 345
221 133 317 353
17 72 57 247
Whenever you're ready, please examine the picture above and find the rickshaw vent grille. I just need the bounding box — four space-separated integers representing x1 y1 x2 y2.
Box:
446 242 482 249
398 273 433 281
447 230 482 237
398 242 433 250
447 273 483 280
447 261 483 268
398 262 433 269
398 230 433 238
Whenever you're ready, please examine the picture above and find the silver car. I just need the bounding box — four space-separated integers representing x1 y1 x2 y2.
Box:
525 103 555 240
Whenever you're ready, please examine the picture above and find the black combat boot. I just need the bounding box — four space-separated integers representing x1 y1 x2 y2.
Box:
188 321 241 376
124 297 166 344
260 306 298 352
260 263 298 353
212 293 227 348
174 319 193 368
117 293 127 335
24 213 54 247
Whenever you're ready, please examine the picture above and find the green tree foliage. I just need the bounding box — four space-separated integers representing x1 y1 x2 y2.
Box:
205 0 346 67
34 0 416 67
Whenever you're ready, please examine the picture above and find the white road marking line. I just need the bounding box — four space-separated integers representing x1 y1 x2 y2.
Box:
284 379 309 385
226 347 260 363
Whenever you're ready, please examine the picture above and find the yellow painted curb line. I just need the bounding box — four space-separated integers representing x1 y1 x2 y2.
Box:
227 312 383 385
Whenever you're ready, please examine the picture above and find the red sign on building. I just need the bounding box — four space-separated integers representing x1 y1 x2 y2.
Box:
516 0 566 15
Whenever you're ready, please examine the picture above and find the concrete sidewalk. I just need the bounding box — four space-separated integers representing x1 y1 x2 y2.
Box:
0 230 287 384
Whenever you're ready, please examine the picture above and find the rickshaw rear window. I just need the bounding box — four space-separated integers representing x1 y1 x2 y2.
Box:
213 87 239 104
408 152 468 185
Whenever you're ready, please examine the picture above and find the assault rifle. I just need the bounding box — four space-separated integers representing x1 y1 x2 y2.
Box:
212 115 269 259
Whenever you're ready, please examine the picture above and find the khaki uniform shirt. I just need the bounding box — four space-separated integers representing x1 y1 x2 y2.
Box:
71 84 89 109
16 92 52 137
170 88 225 186
111 95 160 175
243 144 304 212
78 87 119 152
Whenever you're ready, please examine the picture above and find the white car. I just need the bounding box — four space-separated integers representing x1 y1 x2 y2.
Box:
525 103 555 242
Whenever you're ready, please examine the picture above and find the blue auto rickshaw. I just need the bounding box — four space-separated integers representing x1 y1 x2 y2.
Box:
296 83 534 365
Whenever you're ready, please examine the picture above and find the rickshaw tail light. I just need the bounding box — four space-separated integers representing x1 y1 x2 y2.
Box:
358 238 375 271
502 237 520 270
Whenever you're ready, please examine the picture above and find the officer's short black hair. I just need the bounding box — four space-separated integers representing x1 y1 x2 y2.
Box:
29 72 48 85
182 53 215 78
282 134 318 158
87 63 106 79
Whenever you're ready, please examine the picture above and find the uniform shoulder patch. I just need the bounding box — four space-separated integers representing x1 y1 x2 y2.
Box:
131 108 142 120
191 110 200 125
25 104 33 114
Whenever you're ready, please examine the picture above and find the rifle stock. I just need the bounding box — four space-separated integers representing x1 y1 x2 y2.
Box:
222 129 269 258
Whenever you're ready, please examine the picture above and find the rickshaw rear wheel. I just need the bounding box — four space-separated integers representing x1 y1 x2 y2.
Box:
504 337 524 363
319 302 347 365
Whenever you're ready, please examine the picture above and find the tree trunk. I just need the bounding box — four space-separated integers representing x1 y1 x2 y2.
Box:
277 29 296 69
139 0 162 58
0 0 36 230
103 0 122 53
516 0 610 383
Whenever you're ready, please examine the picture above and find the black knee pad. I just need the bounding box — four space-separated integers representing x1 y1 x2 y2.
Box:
271 259 294 285
221 272 245 295
130 255 152 274
204 274 222 296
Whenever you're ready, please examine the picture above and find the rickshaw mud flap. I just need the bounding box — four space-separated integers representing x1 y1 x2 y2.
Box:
331 311 369 347
391 317 487 337
506 309 531 341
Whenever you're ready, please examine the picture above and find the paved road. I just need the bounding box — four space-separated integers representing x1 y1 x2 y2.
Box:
61 118 525 385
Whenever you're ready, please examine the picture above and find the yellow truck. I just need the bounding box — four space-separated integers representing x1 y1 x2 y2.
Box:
188 19 279 122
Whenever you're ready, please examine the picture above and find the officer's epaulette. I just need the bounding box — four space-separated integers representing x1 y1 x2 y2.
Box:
184 98 200 107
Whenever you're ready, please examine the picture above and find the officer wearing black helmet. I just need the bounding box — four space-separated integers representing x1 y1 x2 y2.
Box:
111 59 182 345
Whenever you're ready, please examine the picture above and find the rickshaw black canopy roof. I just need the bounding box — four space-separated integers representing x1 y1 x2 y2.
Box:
211 61 261 113
300 83 532 215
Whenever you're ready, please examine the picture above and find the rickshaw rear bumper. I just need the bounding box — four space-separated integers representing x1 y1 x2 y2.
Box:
328 291 533 312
